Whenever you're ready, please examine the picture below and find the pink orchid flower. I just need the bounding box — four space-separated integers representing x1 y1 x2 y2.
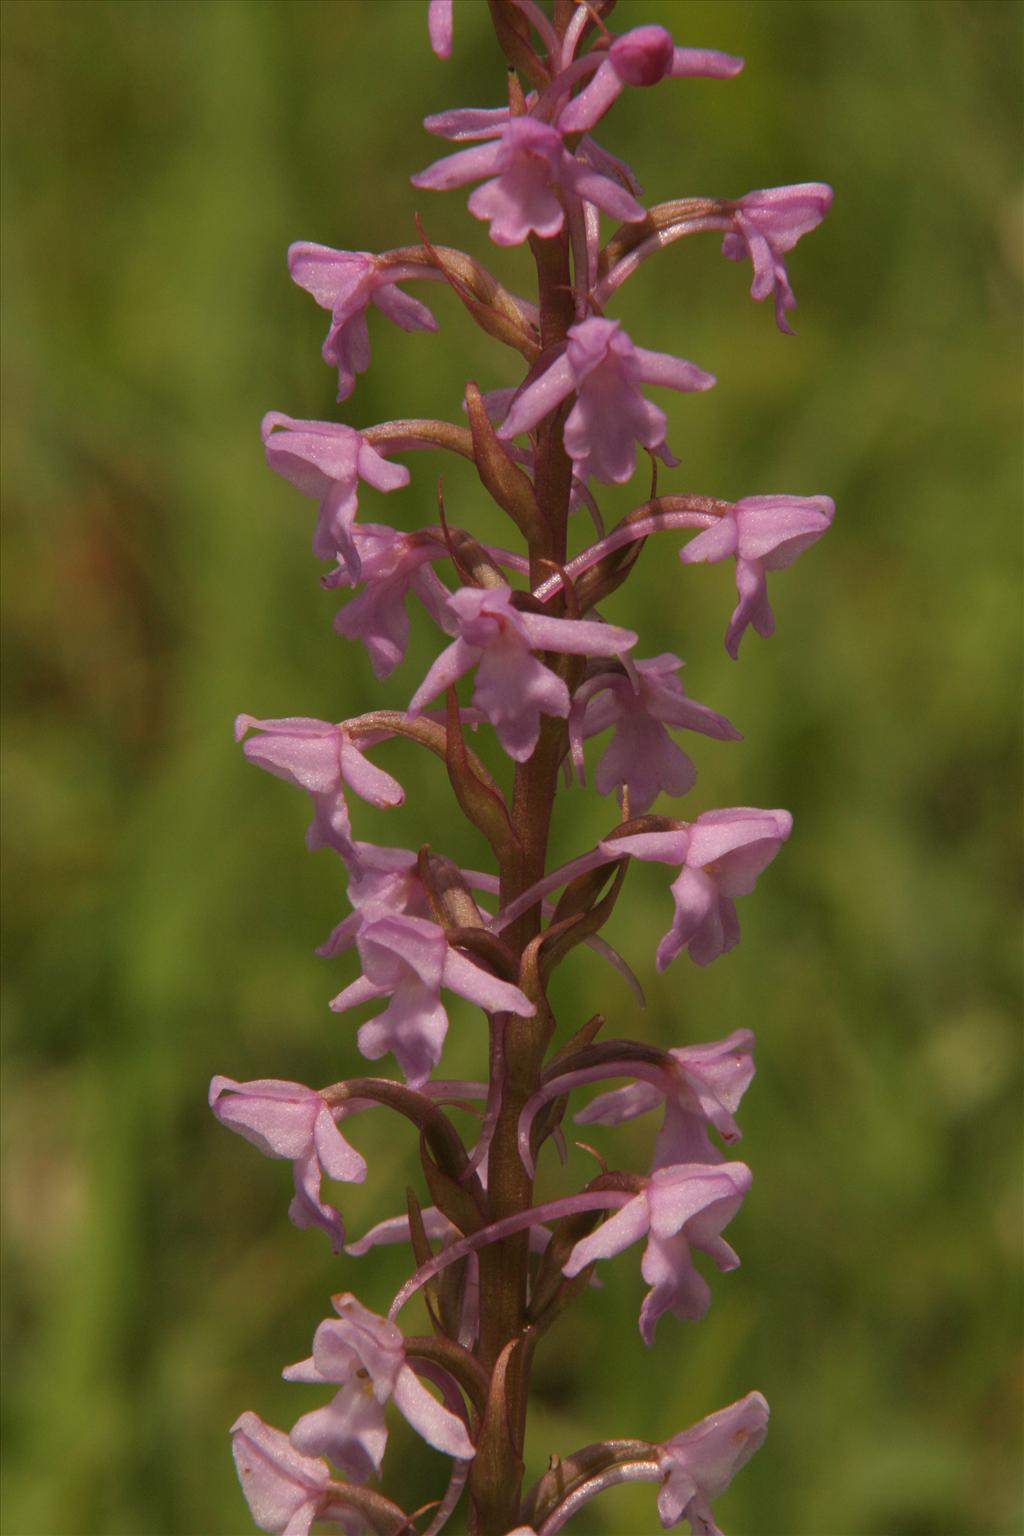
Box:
230 1412 362 1536
498 317 715 485
284 1294 475 1477
325 524 451 678
329 911 534 1087
721 183 833 333
409 583 637 762
288 243 438 402
576 1028 756 1169
209 1078 367 1252
411 117 645 246
235 715 403 858
563 1160 752 1343
570 653 741 813
261 414 410 581
680 494 834 657
656 1391 770 1531
602 807 792 968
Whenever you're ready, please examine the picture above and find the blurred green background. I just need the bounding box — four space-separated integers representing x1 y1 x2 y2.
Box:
2 1 1021 1533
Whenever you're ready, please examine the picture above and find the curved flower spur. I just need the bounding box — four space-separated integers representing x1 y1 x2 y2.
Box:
213 3 833 1532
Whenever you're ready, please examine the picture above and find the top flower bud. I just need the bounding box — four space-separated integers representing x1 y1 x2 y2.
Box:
558 26 744 135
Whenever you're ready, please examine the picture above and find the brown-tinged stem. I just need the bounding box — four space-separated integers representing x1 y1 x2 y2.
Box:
469 175 577 1536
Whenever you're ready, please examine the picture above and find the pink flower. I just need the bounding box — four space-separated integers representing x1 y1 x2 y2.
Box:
562 1161 752 1342
656 1392 770 1532
721 183 833 333
498 318 715 485
570 654 741 813
235 715 404 859
284 1294 475 1476
411 117 644 246
427 0 452 58
329 912 535 1087
288 243 438 401
575 1028 756 1166
558 26 744 134
325 524 451 678
230 1412 362 1536
680 495 834 657
261 415 410 581
602 807 792 968
209 1078 367 1253
409 583 637 762
315 841 427 962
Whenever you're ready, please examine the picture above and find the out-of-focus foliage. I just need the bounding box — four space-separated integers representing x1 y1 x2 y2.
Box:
2 2 1020 1533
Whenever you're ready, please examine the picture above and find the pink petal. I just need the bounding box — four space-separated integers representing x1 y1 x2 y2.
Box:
231 1412 329 1536
287 244 373 310
669 45 745 79
658 865 718 970
557 61 623 133
339 738 404 808
357 987 450 1087
518 611 637 657
678 518 737 565
639 1230 709 1339
427 0 452 57
313 1106 368 1183
290 1381 388 1482
371 283 438 334
497 353 576 440
633 345 716 393
240 722 341 794
411 140 502 192
408 636 480 715
442 947 535 1017
393 1364 476 1458
646 1162 750 1240
468 168 564 246
473 648 569 761
562 1191 652 1276
599 828 690 865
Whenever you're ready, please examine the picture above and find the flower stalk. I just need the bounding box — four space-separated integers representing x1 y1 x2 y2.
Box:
213 3 832 1532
